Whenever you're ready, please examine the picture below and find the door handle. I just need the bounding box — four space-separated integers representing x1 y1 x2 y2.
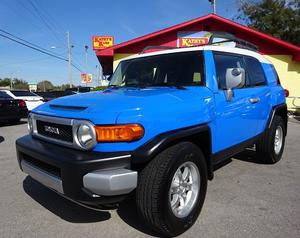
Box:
249 97 260 104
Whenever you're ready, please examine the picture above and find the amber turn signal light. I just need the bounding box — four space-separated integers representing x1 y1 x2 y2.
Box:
95 124 144 142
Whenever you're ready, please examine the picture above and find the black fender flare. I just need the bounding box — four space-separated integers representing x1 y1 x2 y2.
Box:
131 124 214 179
267 103 288 135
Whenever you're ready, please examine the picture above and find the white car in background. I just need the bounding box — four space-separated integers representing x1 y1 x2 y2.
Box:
0 90 44 111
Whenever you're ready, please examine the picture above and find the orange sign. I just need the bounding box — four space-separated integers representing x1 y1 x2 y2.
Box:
81 73 92 83
179 37 209 47
92 36 114 50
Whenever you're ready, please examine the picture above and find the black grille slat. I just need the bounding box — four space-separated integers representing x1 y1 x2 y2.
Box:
22 154 61 178
36 120 73 143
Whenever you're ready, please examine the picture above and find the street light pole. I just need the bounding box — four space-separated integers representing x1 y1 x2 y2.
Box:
67 31 72 88
84 45 88 86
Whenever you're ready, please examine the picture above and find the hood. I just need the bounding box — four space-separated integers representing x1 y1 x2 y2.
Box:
33 87 213 123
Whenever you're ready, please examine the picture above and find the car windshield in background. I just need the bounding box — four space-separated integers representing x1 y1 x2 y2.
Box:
0 91 13 99
109 51 204 88
11 91 37 97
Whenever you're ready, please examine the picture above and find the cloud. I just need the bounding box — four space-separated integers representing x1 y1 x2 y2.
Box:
120 22 138 37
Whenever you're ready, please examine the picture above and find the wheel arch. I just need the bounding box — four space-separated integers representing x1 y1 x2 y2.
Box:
132 124 214 180
268 103 288 135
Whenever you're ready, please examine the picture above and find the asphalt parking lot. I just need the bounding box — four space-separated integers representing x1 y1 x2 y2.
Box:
0 119 299 238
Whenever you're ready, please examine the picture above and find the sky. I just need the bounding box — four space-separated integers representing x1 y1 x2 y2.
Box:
0 0 240 87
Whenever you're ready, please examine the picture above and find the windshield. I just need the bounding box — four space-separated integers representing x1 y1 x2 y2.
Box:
0 91 13 99
11 90 38 97
109 51 204 88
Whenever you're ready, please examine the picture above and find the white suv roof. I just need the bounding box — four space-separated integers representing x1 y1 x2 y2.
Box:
123 45 271 64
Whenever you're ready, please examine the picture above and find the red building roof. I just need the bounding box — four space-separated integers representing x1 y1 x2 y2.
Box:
96 14 300 74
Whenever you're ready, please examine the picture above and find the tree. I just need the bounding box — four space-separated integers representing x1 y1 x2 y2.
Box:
59 84 75 91
0 78 11 87
37 80 55 91
237 0 300 46
12 79 28 90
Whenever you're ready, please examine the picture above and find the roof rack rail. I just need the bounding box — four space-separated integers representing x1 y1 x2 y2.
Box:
208 32 259 51
204 32 258 51
140 45 177 54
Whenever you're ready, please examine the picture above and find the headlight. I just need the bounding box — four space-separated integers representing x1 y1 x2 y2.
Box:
27 114 33 133
75 122 96 150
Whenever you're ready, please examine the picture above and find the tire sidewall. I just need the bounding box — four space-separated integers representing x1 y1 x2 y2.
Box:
269 117 286 163
159 143 207 236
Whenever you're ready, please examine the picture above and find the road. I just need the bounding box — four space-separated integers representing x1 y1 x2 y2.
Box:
0 119 299 238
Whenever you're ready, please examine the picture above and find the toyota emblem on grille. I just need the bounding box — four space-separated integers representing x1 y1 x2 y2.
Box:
44 126 60 135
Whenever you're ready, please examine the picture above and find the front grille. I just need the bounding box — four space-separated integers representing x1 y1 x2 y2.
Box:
22 153 61 178
36 120 73 143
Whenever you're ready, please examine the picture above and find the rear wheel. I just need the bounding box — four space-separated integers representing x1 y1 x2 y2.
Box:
256 115 286 164
136 142 207 237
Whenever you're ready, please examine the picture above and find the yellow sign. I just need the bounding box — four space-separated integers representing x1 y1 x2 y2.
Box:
81 73 92 83
92 36 114 50
179 37 209 47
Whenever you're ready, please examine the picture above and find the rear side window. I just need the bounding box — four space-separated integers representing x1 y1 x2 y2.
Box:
11 91 37 97
0 91 12 99
244 57 267 86
270 64 281 84
214 53 245 89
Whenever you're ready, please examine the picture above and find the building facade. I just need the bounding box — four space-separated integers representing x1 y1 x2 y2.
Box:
95 14 300 109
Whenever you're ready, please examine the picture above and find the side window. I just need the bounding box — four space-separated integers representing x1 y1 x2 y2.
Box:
244 57 267 86
270 64 281 84
214 53 245 90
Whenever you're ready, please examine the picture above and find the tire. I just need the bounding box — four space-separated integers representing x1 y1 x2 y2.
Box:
136 142 208 237
256 115 286 164
10 118 21 123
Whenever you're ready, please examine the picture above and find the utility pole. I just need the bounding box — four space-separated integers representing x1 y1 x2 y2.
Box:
209 0 216 14
67 31 72 88
10 73 13 90
84 45 88 86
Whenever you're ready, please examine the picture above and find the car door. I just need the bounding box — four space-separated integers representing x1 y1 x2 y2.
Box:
243 56 272 135
213 52 259 153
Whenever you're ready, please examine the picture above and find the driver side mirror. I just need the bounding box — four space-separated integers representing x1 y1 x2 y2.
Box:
224 68 245 101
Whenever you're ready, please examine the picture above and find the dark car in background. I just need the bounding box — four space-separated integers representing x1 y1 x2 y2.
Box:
0 91 28 123
35 87 92 102
35 91 76 102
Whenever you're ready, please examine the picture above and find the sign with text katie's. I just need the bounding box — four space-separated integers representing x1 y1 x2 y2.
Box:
92 36 114 50
177 31 212 47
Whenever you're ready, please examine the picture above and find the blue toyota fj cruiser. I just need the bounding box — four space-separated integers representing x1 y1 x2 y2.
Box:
16 34 287 237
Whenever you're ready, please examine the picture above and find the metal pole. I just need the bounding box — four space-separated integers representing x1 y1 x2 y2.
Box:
213 0 216 14
67 31 72 88
10 73 13 89
85 45 88 86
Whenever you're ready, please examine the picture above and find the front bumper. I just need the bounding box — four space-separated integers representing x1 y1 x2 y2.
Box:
16 135 137 206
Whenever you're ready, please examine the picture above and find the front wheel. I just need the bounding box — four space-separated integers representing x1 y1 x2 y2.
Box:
136 142 207 237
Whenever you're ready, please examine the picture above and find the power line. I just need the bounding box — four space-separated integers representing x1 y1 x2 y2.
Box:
71 63 83 72
0 33 67 61
31 0 66 41
0 29 56 55
28 0 64 44
0 32 83 72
